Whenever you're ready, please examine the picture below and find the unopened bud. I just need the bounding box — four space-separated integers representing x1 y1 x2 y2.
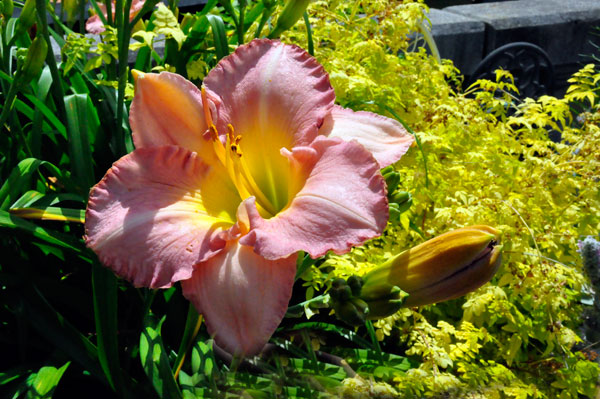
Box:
361 225 502 309
333 297 369 327
268 0 310 38
2 0 14 20
61 0 81 23
16 0 36 35
383 171 400 193
20 35 48 83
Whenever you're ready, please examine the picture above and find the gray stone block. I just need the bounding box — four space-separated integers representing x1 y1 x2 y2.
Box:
426 8 486 75
444 0 600 68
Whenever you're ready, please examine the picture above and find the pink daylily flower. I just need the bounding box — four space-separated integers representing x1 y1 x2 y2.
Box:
86 0 145 34
85 39 414 356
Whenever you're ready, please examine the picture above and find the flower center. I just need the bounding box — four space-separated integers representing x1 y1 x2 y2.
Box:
202 87 278 218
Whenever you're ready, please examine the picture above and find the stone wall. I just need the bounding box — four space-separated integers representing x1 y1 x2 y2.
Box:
427 0 600 93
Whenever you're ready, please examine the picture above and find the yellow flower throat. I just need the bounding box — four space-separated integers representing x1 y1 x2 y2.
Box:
201 87 277 218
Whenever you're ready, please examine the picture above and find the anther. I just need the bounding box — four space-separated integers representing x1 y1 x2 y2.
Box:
209 124 219 141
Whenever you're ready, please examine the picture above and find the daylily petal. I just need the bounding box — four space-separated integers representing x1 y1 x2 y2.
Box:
85 146 240 289
319 105 414 168
203 40 335 212
204 39 335 146
130 72 214 158
240 136 388 259
181 241 297 356
130 0 145 16
85 15 105 34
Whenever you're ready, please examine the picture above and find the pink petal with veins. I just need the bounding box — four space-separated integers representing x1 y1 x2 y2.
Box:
240 136 388 260
85 15 105 34
130 72 216 157
319 105 414 168
203 39 335 148
182 241 296 356
85 146 239 289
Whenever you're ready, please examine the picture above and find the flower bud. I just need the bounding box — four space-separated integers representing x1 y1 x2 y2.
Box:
20 35 48 83
61 0 81 24
2 0 14 21
361 225 502 309
16 0 36 35
333 297 369 327
268 0 310 38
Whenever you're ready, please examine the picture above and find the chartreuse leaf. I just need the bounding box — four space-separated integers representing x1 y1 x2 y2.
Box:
21 362 70 399
64 94 96 192
92 261 126 396
140 314 183 399
9 207 85 223
0 210 85 254
190 338 217 378
206 15 229 61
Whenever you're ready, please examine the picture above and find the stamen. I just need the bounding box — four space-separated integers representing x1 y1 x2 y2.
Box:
209 124 219 141
231 136 243 157
227 124 235 143
200 86 214 127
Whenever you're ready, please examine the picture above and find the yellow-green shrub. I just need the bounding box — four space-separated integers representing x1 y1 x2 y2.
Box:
284 0 600 397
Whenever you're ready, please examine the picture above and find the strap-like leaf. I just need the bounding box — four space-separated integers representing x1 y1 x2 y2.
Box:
207 15 229 61
64 94 96 192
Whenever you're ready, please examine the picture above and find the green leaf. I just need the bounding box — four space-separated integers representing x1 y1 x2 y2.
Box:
20 285 103 380
0 210 85 255
64 94 96 192
172 304 202 378
23 362 70 399
23 93 67 138
10 191 85 209
140 314 183 399
9 207 85 223
0 366 31 385
92 261 126 395
287 358 347 380
280 322 373 349
0 158 43 211
190 339 217 378
30 67 54 157
206 15 229 61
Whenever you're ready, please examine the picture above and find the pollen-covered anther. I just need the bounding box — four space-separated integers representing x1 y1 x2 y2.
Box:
231 135 243 157
227 124 243 157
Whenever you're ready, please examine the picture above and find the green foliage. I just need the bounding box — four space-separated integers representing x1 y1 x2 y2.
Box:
282 0 600 397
